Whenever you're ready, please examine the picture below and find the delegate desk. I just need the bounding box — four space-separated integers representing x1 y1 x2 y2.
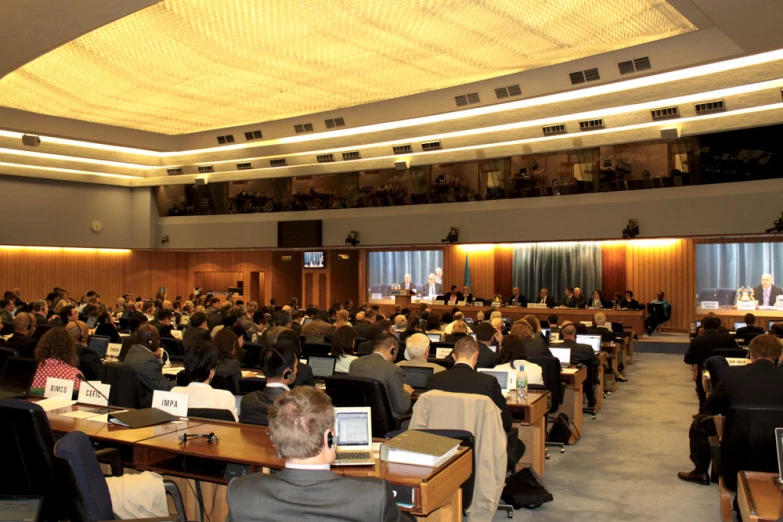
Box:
42 403 471 522
697 308 783 329
426 305 645 335
737 471 783 522
507 390 550 476
560 366 587 444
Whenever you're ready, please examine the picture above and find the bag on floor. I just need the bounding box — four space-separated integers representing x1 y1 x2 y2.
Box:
501 467 553 509
547 413 579 445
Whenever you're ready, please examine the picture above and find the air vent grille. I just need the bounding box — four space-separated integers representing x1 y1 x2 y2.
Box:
421 141 442 151
166 168 182 175
651 107 680 121
695 100 725 115
569 71 585 85
236 162 252 170
455 93 480 107
634 57 652 71
393 144 412 154
507 84 522 97
216 134 235 144
466 92 480 104
324 117 346 129
244 130 263 140
570 68 600 85
342 151 361 161
542 124 567 136
197 165 214 173
270 158 287 167
316 154 334 163
618 60 636 75
583 68 600 82
494 84 522 99
579 119 605 131
294 123 314 134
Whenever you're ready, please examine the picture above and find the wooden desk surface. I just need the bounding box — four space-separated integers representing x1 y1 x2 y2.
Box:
737 471 783 522
507 390 550 424
561 366 587 387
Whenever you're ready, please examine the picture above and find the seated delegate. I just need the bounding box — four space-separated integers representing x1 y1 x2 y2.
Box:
171 341 238 421
240 345 299 425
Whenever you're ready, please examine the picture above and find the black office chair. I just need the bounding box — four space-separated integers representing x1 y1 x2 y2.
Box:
118 317 130 333
54 430 186 521
325 374 406 438
0 322 13 335
32 324 52 340
0 346 20 372
101 361 153 409
712 347 747 359
527 356 566 458
719 404 783 492
386 429 475 515
238 377 267 394
242 341 264 368
302 341 332 358
160 337 185 362
187 408 236 422
704 356 730 389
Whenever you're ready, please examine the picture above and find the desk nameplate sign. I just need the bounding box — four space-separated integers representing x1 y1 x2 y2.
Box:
434 300 445 305
700 301 720 310
152 390 189 417
371 293 383 300
528 303 548 308
737 301 757 311
106 343 122 358
77 381 110 407
44 377 74 399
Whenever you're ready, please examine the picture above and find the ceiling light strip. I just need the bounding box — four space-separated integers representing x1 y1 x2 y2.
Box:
0 245 130 253
0 147 150 170
0 161 137 180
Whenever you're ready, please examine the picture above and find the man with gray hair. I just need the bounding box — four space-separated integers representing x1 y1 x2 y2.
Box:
236 304 258 340
753 273 783 308
443 311 473 335
397 333 445 373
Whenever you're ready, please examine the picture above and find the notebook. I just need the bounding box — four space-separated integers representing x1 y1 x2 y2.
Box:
576 334 602 354
333 407 375 466
401 366 434 391
0 357 38 399
549 347 572 368
87 335 111 358
308 355 337 380
435 347 453 360
477 369 513 397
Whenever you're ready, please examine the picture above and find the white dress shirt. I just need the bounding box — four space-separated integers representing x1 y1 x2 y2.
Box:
285 462 331 470
171 382 239 421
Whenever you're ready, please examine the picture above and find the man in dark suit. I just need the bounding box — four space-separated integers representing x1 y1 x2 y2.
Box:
349 335 413 418
536 288 556 308
402 273 417 294
290 310 304 335
473 322 502 368
182 312 211 350
684 316 737 412
679 334 783 485
422 273 443 299
149 309 175 339
559 323 600 407
32 300 49 325
357 321 391 355
240 344 298 425
561 287 577 308
301 310 335 338
5 312 38 358
588 312 627 382
753 273 783 307
353 309 376 340
735 313 765 342
124 324 175 392
227 386 412 522
573 287 587 309
506 287 528 307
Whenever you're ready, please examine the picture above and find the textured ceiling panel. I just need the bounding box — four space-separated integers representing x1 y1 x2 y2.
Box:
0 0 694 134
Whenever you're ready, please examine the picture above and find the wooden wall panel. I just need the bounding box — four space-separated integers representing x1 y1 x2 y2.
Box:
128 251 190 301
189 251 272 302
328 250 359 308
194 272 243 294
270 251 302 305
601 243 627 298
493 247 513 299
625 239 695 331
442 246 494 301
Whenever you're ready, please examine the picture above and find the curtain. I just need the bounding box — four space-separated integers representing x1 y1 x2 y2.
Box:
696 242 783 291
511 243 602 302
368 250 443 288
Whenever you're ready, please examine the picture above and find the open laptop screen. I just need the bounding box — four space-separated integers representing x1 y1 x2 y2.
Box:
402 366 434 389
307 356 336 378
427 333 441 343
335 409 370 447
576 334 602 353
549 347 572 366
87 336 110 358
733 322 746 331
435 347 453 359
478 370 509 391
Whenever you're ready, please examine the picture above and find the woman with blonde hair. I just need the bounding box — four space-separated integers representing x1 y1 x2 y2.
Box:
333 309 351 328
513 318 553 357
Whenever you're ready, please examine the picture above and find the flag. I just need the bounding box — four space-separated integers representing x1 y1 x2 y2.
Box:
463 253 471 288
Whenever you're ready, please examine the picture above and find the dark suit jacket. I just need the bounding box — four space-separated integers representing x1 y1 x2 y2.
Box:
588 327 615 343
149 320 174 339
94 323 120 343
425 363 512 432
216 358 242 393
683 330 738 368
207 312 224 331
522 337 553 358
119 334 137 361
506 294 528 307
444 333 468 344
753 284 783 307
76 344 103 381
462 293 474 303
353 321 374 341
124 345 175 391
34 313 48 325
477 342 500 369
735 326 765 337
422 283 443 298
560 339 599 367
294 361 315 388
227 468 410 522
573 295 587 309
5 333 38 358
618 299 641 310
182 326 211 350
301 318 335 338
534 295 556 308
705 360 783 415
239 385 287 425
349 353 411 417
562 295 577 308
357 339 375 355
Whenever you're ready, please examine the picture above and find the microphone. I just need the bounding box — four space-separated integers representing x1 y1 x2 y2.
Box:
76 373 112 414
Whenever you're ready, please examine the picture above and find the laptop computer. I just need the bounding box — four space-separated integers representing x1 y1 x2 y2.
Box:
402 366 434 391
307 355 336 383
0 495 42 522
333 407 375 466
541 327 550 343
86 316 98 329
427 333 441 343
87 335 110 358
576 334 602 354
549 347 572 369
775 427 783 486
733 322 747 331
0 357 39 399
477 369 514 397
435 347 453 360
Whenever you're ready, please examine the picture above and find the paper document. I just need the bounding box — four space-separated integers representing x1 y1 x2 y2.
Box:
36 397 77 411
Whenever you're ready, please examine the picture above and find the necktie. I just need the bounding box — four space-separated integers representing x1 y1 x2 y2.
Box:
765 289 770 305
430 285 434 295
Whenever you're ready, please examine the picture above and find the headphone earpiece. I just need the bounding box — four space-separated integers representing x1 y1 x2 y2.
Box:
283 368 292 380
327 431 334 448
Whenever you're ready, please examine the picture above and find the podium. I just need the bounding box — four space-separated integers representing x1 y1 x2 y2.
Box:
391 289 414 309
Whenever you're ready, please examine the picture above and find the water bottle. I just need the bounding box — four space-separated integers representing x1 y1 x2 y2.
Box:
516 365 528 399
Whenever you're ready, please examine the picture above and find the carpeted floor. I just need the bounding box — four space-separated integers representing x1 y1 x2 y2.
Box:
491 353 719 521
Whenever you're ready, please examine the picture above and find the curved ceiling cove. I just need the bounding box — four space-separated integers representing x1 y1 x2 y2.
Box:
0 0 694 135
